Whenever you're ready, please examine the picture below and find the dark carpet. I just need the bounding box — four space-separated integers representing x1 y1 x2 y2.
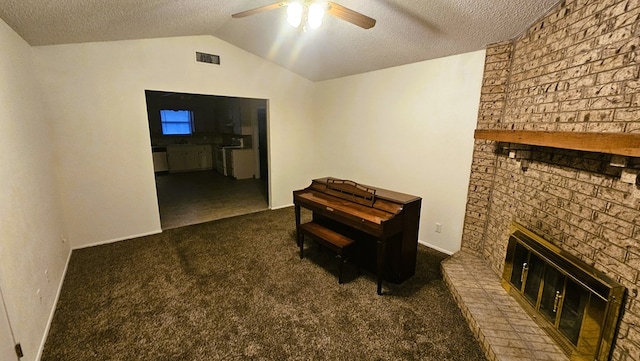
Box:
41 207 486 360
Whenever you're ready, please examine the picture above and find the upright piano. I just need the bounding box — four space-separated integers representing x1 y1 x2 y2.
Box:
293 177 421 294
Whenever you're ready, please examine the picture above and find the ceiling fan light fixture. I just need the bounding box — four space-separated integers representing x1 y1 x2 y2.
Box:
232 1 375 31
307 3 325 29
287 2 303 28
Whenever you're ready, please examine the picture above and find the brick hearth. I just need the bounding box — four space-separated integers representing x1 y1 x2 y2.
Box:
442 251 567 361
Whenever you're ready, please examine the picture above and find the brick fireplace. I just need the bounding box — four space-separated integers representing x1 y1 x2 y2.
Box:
450 0 640 360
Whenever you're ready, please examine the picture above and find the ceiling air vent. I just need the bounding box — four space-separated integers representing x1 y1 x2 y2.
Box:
196 52 220 65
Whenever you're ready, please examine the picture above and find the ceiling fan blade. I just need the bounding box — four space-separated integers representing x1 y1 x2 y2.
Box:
327 2 376 29
231 2 289 18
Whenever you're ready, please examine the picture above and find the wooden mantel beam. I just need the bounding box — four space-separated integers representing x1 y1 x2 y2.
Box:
474 130 640 158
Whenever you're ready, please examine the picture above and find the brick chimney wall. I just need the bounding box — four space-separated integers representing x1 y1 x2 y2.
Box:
460 0 640 360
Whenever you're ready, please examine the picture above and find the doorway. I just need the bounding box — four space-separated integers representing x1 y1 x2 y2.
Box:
258 108 268 195
145 90 269 230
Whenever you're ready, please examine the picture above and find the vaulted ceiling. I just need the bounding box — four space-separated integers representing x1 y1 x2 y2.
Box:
0 0 560 81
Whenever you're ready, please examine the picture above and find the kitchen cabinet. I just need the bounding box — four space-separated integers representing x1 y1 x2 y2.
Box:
223 98 256 136
225 149 254 179
167 145 212 172
152 147 169 172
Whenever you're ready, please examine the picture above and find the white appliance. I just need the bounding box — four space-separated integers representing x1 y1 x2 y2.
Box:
215 146 242 176
228 148 254 179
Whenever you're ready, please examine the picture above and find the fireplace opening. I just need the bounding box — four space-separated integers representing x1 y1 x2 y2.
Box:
501 222 626 361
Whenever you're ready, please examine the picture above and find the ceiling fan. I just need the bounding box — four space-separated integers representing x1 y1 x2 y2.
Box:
232 1 376 30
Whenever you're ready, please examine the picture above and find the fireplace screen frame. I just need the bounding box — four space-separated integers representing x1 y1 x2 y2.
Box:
501 222 626 361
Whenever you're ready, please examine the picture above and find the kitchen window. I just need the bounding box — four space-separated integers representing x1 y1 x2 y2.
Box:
160 110 194 135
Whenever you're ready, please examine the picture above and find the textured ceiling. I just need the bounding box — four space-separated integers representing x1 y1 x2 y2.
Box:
0 0 560 81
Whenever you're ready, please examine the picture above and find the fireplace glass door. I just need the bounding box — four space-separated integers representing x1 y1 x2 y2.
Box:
539 264 565 325
523 252 543 305
558 279 590 345
502 223 626 361
507 242 587 344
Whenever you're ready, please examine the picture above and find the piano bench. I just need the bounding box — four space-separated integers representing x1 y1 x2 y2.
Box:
298 222 356 284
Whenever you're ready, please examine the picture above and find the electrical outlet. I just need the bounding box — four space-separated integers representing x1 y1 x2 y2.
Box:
45 269 50 283
36 289 42 304
60 235 67 244
435 223 442 233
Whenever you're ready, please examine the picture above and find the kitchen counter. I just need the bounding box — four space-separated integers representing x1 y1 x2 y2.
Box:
166 144 213 172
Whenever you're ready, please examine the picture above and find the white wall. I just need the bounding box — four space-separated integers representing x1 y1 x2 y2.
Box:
0 19 71 361
313 51 486 254
31 34 485 254
32 36 319 249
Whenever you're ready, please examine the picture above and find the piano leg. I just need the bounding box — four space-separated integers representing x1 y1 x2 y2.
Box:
294 205 302 246
377 238 386 295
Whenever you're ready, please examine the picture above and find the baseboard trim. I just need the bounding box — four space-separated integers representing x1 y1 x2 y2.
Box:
270 203 292 211
418 240 455 255
36 248 72 361
73 230 162 250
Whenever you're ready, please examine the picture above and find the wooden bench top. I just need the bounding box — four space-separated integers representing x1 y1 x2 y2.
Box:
299 222 355 249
